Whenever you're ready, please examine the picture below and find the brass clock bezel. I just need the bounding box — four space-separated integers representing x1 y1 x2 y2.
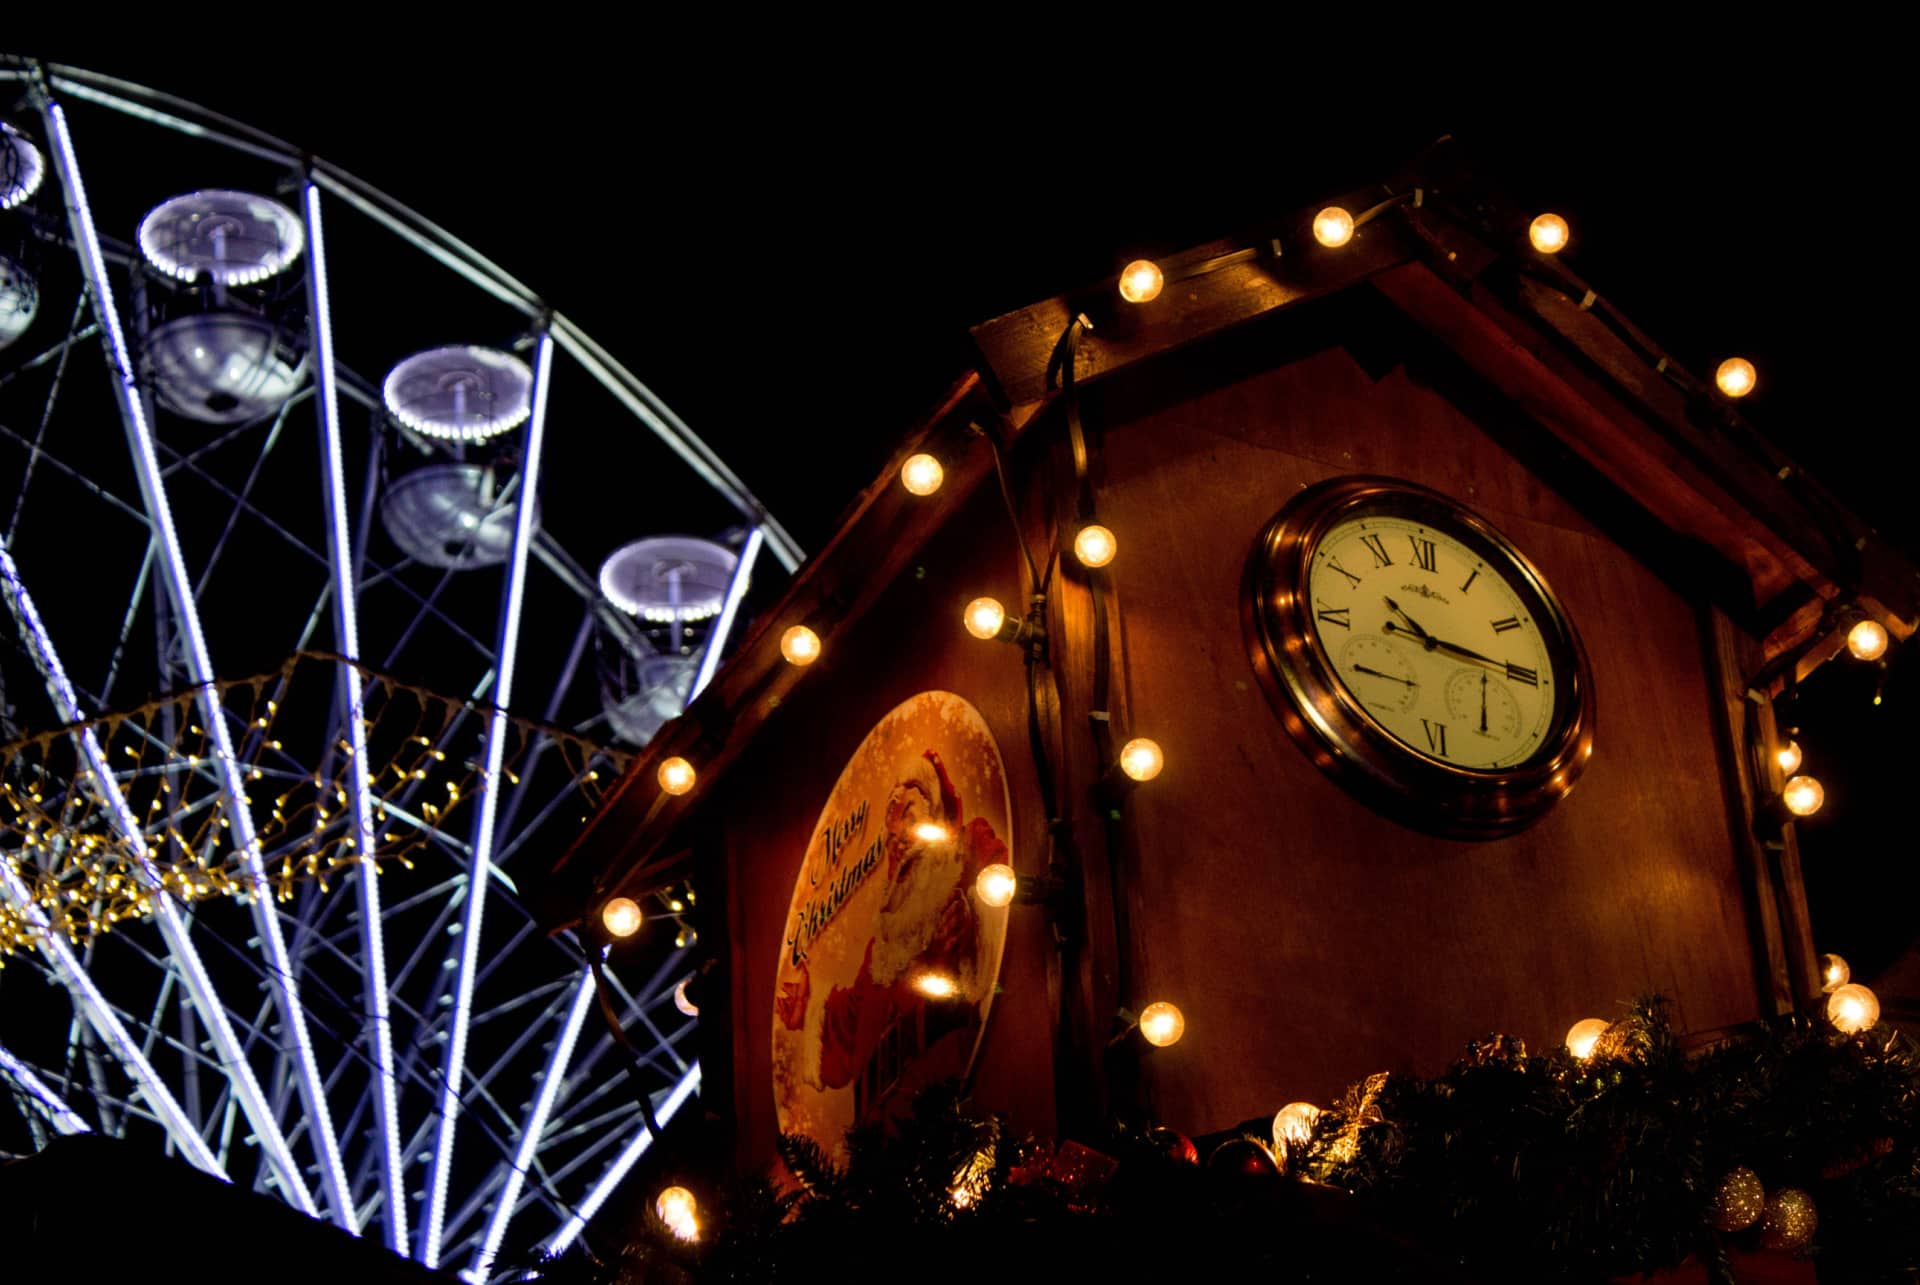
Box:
1242 475 1595 838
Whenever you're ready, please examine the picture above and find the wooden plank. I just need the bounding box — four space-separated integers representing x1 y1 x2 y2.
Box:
1752 697 1821 1005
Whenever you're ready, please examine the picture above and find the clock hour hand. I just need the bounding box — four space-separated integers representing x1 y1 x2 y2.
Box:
1382 596 1433 644
1386 621 1505 672
1350 663 1415 688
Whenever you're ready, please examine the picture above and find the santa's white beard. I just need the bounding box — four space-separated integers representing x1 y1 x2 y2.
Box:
871 837 963 986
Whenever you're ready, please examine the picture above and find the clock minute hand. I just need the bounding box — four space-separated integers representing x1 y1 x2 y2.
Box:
1429 635 1505 670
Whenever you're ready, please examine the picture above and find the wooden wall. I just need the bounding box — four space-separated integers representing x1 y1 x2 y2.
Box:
711 284 1769 1165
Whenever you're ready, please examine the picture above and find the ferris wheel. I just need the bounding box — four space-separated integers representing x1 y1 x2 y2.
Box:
0 60 795 1279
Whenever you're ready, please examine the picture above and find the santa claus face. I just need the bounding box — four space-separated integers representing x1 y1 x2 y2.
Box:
872 775 963 983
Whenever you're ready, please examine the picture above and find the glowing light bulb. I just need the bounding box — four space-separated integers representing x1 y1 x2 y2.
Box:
1272 1102 1321 1149
964 597 1007 640
1826 982 1880 1034
1528 212 1570 253
1565 1018 1610 1061
975 863 1017 908
1119 737 1164 782
912 821 950 843
674 977 699 1016
1782 774 1824 817
1118 259 1164 304
1715 357 1756 398
901 453 944 496
1138 1001 1185 1047
915 971 959 999
1073 524 1117 568
1818 952 1850 993
780 625 822 666
1312 207 1355 248
601 896 643 938
1847 619 1889 661
655 1186 698 1241
658 757 696 796
1775 739 1802 775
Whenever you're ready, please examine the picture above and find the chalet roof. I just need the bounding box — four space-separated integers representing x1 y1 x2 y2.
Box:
537 140 1919 931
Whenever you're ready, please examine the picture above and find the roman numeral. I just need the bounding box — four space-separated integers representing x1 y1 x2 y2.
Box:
1315 601 1351 630
1505 662 1539 686
1409 536 1437 572
1421 719 1448 757
1461 568 1479 594
1360 533 1393 568
1325 556 1362 588
1490 616 1522 634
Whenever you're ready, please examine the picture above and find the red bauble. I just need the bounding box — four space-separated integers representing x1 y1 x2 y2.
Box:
1148 1125 1199 1165
1207 1137 1279 1178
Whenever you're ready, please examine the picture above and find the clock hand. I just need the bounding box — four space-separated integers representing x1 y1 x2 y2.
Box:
1350 663 1416 688
1479 672 1488 734
1382 596 1433 644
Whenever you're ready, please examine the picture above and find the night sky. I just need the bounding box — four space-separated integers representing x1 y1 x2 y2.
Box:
15 45 1919 973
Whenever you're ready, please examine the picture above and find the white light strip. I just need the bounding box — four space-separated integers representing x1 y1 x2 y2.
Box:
689 526 763 702
543 1063 702 1259
0 866 218 1173
0 537 319 1214
304 181 408 1253
420 332 554 1269
36 95 358 1234
463 969 597 1283
0 1041 92 1135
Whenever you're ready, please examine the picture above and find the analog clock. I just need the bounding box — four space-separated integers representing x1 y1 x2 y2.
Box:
1242 476 1594 836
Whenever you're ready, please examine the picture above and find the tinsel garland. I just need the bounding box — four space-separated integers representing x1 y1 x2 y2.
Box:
518 998 1920 1284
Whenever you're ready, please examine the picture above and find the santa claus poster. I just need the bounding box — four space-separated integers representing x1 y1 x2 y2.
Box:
772 691 1011 1159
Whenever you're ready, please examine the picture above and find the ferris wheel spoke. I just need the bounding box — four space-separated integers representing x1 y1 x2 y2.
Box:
0 415 150 526
0 1041 94 1135
542 1063 703 1260
187 397 296 603
3 291 92 540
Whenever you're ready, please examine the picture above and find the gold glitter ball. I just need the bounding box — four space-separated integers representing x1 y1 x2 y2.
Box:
1709 1166 1765 1232
1759 1187 1817 1252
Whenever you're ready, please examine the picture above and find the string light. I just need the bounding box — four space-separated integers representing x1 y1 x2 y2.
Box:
1565 1018 1610 1061
1118 259 1164 304
1818 952 1850 993
912 821 950 843
655 1186 698 1241
1118 737 1164 782
1846 619 1889 661
964 597 1007 641
1312 207 1355 248
915 972 959 999
1826 982 1880 1034
900 453 944 496
1528 213 1570 254
780 625 822 666
601 897 643 939
1138 1001 1186 1048
1272 1102 1321 1149
658 757 696 796
1714 357 1757 398
1782 774 1824 817
1073 524 1117 568
674 977 699 1016
1775 739 1802 775
975 863 1017 908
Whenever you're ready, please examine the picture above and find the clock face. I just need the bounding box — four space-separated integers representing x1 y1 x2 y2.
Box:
1243 476 1594 838
1307 515 1556 769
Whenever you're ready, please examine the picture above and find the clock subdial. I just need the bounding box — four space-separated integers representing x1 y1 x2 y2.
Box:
1337 634 1419 714
1445 667 1520 743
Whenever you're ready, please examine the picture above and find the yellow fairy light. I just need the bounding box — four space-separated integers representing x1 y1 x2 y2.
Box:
780 625 822 666
1775 739 1802 775
915 971 959 999
1826 982 1880 1034
1528 212 1570 253
963 597 1007 641
1819 952 1850 992
655 1186 698 1241
1782 774 1824 817
658 757 696 796
1118 259 1164 304
1138 1001 1185 1047
1072 524 1117 569
1118 737 1164 782
1272 1101 1321 1149
1565 1018 1610 1061
1847 619 1889 661
900 453 944 496
1312 207 1355 248
975 863 1017 908
602 896 643 938
1715 357 1756 398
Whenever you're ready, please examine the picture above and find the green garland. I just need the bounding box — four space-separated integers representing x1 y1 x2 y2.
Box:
521 999 1920 1284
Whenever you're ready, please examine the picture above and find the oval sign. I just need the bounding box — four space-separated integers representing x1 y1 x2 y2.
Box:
772 691 1012 1159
